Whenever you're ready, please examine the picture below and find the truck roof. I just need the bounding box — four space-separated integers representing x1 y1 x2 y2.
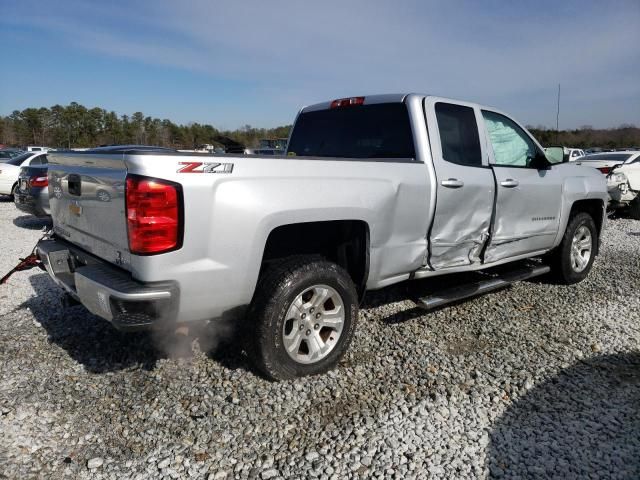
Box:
300 93 499 113
302 94 409 113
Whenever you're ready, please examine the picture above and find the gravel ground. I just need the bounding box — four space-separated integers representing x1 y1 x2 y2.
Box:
0 198 639 480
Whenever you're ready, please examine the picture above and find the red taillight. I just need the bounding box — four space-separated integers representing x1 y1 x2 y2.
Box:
330 96 365 108
597 167 611 174
30 176 48 187
126 176 182 255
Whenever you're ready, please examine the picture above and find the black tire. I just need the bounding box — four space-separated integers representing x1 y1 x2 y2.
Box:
549 212 598 284
247 256 358 380
629 196 640 220
10 183 18 200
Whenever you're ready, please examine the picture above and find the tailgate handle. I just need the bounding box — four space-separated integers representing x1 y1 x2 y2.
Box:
68 174 81 196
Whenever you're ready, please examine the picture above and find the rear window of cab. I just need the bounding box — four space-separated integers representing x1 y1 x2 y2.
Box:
287 103 415 159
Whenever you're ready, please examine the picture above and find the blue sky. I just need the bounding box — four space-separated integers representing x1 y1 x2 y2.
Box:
1 0 639 129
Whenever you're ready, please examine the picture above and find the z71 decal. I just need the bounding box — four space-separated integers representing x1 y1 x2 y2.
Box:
177 162 234 174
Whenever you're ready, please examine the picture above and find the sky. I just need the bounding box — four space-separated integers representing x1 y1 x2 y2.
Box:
1 0 639 130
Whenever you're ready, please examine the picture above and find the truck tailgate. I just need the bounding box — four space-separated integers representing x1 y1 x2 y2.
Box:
48 152 131 270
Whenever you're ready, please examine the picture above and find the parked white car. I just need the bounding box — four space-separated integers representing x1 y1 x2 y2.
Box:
607 162 640 218
0 152 48 197
26 146 52 152
543 147 585 163
575 151 640 174
566 148 586 161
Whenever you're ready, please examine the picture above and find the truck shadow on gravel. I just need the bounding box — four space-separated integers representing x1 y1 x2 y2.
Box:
24 273 255 374
12 215 52 230
487 352 640 479
23 273 170 373
366 262 549 324
361 274 484 325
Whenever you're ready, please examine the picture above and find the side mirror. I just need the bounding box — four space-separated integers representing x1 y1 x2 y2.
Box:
530 152 551 170
544 146 565 165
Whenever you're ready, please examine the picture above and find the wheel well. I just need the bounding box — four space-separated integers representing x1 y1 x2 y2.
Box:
261 220 370 299
569 199 604 236
569 199 604 255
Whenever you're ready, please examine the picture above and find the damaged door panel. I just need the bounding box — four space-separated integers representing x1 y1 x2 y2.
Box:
423 98 495 269
480 110 562 263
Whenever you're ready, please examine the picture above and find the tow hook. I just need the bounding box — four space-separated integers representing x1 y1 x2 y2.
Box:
0 229 52 285
0 252 44 285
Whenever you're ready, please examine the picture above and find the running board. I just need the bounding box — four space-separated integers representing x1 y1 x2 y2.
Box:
413 264 550 311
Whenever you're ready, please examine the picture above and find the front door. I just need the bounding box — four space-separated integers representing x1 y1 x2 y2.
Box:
424 98 495 269
480 110 562 263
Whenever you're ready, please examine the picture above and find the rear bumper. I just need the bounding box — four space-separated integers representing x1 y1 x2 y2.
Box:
37 238 179 331
14 187 49 217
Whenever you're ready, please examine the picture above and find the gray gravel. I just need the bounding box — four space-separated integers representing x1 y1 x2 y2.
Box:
0 198 639 479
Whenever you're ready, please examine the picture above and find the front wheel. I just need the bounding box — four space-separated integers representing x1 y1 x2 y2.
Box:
247 257 358 380
549 212 598 284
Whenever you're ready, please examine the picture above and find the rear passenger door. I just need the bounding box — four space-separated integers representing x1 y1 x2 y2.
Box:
424 98 495 269
480 110 562 263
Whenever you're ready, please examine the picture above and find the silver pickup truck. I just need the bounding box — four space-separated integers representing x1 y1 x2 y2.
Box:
37 94 607 380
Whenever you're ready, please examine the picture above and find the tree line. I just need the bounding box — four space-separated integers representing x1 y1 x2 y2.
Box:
526 124 639 149
1 102 638 150
0 102 291 150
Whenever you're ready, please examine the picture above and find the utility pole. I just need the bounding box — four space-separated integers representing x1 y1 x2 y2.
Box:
556 83 561 144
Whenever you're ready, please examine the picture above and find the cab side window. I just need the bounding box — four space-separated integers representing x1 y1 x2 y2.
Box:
482 110 537 167
435 102 482 167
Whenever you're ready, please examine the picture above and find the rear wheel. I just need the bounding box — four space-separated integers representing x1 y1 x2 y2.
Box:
10 183 18 200
247 256 358 380
549 212 597 284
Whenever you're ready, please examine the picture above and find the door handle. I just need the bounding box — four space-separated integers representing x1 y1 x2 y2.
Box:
441 178 464 188
500 178 519 188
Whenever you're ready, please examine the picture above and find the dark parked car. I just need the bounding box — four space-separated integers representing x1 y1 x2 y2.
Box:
14 163 50 217
0 149 24 162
